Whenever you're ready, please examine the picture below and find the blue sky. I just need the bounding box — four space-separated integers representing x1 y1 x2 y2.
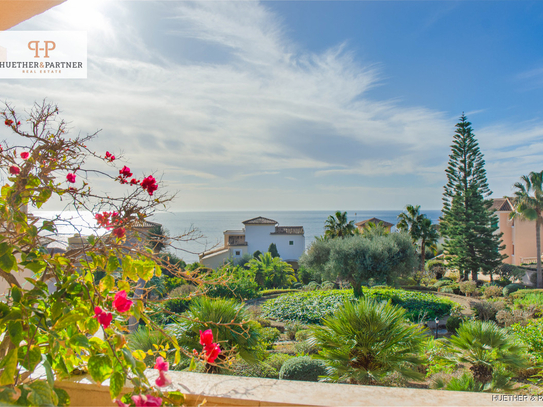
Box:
2 1 543 212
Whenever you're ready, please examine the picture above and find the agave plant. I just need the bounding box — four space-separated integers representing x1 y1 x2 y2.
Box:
168 297 261 366
446 320 529 383
309 298 427 384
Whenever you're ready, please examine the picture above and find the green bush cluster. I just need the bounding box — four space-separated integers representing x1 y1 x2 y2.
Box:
261 288 456 324
278 356 328 382
503 283 524 297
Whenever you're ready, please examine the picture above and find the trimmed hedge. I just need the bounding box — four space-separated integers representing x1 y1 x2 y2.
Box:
279 356 328 382
261 288 456 324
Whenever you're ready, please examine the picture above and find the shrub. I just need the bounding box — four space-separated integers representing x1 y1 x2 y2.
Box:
227 357 278 379
205 265 260 300
433 279 453 288
495 309 531 327
295 340 319 355
321 281 335 290
309 298 426 384
470 300 505 322
426 259 447 279
278 356 328 382
262 288 456 324
266 353 293 371
260 327 281 349
128 327 172 367
459 281 477 297
285 321 305 340
446 316 463 334
483 285 503 299
503 283 524 297
295 329 311 342
440 286 454 294
446 320 529 383
304 281 320 291
509 319 543 354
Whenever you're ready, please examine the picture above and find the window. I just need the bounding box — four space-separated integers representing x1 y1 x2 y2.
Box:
289 240 294 246
235 250 241 256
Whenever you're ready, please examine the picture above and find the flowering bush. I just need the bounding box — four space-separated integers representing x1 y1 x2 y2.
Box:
0 102 195 406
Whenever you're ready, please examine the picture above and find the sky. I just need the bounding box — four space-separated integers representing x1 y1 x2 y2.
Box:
1 0 543 212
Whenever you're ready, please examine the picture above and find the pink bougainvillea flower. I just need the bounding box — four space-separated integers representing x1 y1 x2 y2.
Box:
130 178 140 185
199 329 214 347
154 356 169 372
114 400 129 407
20 152 30 160
66 173 76 183
131 395 162 407
105 151 115 162
155 371 172 388
141 175 158 196
93 306 113 329
113 290 133 313
205 342 221 364
9 166 20 175
112 227 126 239
119 166 132 178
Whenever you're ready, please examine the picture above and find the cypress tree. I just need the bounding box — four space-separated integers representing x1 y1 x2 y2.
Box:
441 114 505 281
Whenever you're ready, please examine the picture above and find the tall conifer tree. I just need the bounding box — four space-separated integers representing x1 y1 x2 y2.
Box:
441 114 505 281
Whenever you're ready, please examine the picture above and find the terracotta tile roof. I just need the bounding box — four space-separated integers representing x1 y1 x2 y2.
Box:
271 226 304 235
355 217 394 228
490 198 514 212
242 217 278 225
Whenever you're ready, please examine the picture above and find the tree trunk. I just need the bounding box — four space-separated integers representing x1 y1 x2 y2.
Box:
537 217 542 289
420 239 426 277
351 280 364 298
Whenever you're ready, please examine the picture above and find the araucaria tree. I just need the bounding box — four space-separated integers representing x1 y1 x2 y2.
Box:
441 114 505 281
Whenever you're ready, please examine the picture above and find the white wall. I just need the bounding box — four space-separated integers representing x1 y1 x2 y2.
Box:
245 224 277 255
269 234 305 261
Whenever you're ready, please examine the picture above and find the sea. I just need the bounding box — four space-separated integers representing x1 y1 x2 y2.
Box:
34 209 441 264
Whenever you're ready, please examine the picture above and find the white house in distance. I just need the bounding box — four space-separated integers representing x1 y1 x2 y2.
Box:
199 216 305 270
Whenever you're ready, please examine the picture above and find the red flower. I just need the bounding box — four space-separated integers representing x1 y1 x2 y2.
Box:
130 178 140 185
154 356 169 372
141 175 158 196
16 121 20 126
66 173 76 183
9 166 20 175
131 395 162 407
205 343 221 363
119 166 132 178
93 306 113 329
199 329 214 348
4 119 13 126
20 152 29 160
105 151 115 162
112 227 126 239
155 371 171 388
113 290 133 313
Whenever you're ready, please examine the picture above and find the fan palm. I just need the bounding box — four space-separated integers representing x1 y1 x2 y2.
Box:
446 320 528 384
247 252 296 289
324 211 356 239
168 297 261 367
309 298 427 384
397 205 439 275
510 171 543 288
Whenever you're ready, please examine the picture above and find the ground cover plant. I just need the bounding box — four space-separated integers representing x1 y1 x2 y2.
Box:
261 288 457 324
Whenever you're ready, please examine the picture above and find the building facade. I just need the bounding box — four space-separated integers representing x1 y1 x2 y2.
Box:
199 216 305 270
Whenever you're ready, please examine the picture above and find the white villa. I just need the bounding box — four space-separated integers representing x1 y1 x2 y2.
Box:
199 216 305 270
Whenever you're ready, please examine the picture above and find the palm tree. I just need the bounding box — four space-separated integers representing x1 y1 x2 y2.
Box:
360 221 389 238
446 320 528 384
510 171 543 288
309 298 427 384
397 205 439 276
324 211 356 239
247 252 296 289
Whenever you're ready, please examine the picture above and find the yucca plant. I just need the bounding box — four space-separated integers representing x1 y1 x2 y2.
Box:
309 298 427 384
446 320 529 383
168 297 261 366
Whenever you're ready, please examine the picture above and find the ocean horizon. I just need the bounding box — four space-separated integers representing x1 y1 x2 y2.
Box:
33 209 442 264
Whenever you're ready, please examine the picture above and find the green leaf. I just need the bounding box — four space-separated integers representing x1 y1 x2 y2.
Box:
87 355 112 384
174 350 181 366
167 391 185 406
41 220 57 233
18 345 41 372
99 274 115 293
10 286 22 303
43 359 55 388
0 242 10 257
25 261 47 274
155 265 162 278
54 312 86 330
0 387 20 405
189 357 197 372
136 262 154 281
28 381 55 407
122 348 136 369
117 280 130 293
0 252 16 272
53 388 70 407
69 333 90 349
8 321 23 345
107 255 120 272
109 371 125 399
0 349 18 385
132 350 146 361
